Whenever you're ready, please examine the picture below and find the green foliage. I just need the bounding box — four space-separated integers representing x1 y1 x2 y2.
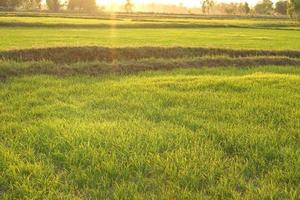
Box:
22 0 42 10
0 0 22 10
294 0 300 10
0 0 41 10
275 0 288 15
244 2 251 14
288 0 300 20
255 0 274 14
46 0 60 11
0 66 300 199
202 0 214 14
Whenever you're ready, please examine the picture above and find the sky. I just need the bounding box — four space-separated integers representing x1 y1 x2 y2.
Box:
98 0 266 7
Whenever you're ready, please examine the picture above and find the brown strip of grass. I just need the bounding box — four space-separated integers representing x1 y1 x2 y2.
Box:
1 21 297 30
1 47 300 63
1 56 299 81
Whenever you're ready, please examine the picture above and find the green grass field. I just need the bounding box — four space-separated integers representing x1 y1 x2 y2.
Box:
0 13 300 50
1 66 300 199
1 27 300 50
0 15 298 27
0 13 300 199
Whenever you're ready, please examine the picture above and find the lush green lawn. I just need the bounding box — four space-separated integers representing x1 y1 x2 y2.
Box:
0 66 300 199
1 27 300 50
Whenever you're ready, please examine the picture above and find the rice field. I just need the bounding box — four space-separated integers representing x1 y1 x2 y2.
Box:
0 13 300 199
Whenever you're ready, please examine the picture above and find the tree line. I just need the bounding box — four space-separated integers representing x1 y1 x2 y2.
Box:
201 0 299 19
0 0 299 20
0 0 98 12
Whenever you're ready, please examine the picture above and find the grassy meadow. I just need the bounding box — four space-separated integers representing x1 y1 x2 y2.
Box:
0 13 300 50
1 27 300 50
0 12 300 199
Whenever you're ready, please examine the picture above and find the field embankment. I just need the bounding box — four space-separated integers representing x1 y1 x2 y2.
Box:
1 47 300 80
1 46 300 63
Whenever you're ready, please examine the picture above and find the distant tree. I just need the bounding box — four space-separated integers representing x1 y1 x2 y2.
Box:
221 2 248 15
222 3 241 14
201 1 206 13
288 0 294 18
0 0 8 7
224 4 235 14
244 2 250 14
288 0 300 20
68 0 97 12
124 0 133 13
0 0 23 10
254 0 273 14
275 0 288 15
35 0 42 9
23 0 42 10
237 3 246 14
202 0 214 14
67 0 78 10
294 0 300 19
46 0 61 11
84 0 97 12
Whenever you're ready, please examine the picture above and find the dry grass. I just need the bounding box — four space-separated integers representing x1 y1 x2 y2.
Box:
1 56 300 81
1 47 300 63
1 47 299 81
